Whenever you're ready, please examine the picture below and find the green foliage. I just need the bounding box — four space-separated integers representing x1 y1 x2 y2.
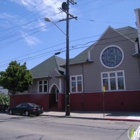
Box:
0 93 10 105
0 61 33 95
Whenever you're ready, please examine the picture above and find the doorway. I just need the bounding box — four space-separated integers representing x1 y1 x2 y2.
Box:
50 85 59 108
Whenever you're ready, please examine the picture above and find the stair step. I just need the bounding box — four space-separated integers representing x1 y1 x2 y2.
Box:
49 104 58 111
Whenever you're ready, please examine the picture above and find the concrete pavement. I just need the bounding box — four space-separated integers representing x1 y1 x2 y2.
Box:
42 111 140 122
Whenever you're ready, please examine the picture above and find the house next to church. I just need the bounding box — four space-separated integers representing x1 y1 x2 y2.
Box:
10 8 140 112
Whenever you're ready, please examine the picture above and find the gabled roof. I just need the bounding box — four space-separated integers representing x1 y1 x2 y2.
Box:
30 55 65 79
69 26 138 65
116 26 138 42
30 26 138 73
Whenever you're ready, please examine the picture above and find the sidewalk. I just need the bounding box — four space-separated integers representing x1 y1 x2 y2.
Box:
42 111 140 122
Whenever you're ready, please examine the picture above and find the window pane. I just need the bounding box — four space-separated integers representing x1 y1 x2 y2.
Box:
39 85 42 92
39 81 42 84
16 104 22 108
110 78 116 90
44 81 47 84
71 77 76 81
103 79 108 90
118 77 124 89
72 82 76 92
77 81 82 92
77 76 81 80
117 72 123 76
110 73 115 77
44 85 47 92
103 73 108 78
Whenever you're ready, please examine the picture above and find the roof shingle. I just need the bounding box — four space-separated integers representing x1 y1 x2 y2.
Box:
30 55 65 79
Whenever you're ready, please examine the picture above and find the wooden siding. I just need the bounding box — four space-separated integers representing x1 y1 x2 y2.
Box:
11 91 140 112
69 27 140 92
70 91 140 112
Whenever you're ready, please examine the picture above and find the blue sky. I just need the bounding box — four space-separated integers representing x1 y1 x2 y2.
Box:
0 0 139 71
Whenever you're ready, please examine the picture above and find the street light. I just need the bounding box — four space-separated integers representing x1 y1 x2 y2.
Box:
44 17 66 36
44 12 70 116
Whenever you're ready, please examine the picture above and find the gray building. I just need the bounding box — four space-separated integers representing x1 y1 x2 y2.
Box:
11 8 140 112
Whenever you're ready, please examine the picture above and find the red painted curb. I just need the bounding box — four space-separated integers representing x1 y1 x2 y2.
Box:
105 118 140 122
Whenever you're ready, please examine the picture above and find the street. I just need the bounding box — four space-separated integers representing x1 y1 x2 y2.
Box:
0 113 139 140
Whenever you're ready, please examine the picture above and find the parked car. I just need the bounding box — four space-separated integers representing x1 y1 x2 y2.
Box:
8 103 43 116
0 104 9 111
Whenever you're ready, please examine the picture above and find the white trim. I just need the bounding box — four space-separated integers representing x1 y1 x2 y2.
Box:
88 51 91 60
49 83 59 102
89 26 135 55
49 68 60 77
59 79 62 93
100 45 124 69
135 9 140 48
70 75 83 93
101 70 126 91
135 9 140 28
49 69 55 76
89 26 111 53
113 27 135 43
37 80 48 93
49 83 60 93
135 43 139 53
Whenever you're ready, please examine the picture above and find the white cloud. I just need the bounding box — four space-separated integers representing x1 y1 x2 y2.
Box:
37 19 47 31
8 0 77 46
21 31 41 46
0 13 15 19
11 0 66 20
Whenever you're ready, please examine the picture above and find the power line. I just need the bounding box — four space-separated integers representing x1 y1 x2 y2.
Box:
0 27 138 59
0 23 138 52
74 0 98 8
78 18 135 25
0 26 48 49
0 34 138 68
71 0 125 15
0 2 45 31
0 0 132 48
0 0 126 35
0 26 134 55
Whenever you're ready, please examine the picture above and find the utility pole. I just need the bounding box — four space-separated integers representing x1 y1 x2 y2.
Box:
66 0 70 116
61 0 77 116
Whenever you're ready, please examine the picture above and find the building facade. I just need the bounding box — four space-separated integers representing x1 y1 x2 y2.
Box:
10 8 140 112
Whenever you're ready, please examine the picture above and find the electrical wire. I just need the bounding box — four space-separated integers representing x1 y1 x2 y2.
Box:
0 27 138 60
78 18 135 25
0 0 137 68
74 0 98 8
0 2 45 31
0 0 132 48
70 0 125 15
0 35 138 68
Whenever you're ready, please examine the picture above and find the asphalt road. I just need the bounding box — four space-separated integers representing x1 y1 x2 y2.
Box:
0 113 139 140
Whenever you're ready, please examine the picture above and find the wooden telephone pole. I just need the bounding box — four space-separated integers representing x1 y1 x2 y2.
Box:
61 0 77 116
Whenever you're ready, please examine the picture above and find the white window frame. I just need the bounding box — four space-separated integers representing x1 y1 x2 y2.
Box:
70 75 83 93
38 80 48 93
101 70 126 91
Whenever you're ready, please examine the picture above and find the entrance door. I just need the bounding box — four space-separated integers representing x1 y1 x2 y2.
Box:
50 85 59 106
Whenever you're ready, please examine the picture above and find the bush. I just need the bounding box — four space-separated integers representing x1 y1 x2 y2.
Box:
0 93 10 105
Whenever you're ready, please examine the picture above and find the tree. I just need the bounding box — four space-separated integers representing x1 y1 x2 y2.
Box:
0 61 33 105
